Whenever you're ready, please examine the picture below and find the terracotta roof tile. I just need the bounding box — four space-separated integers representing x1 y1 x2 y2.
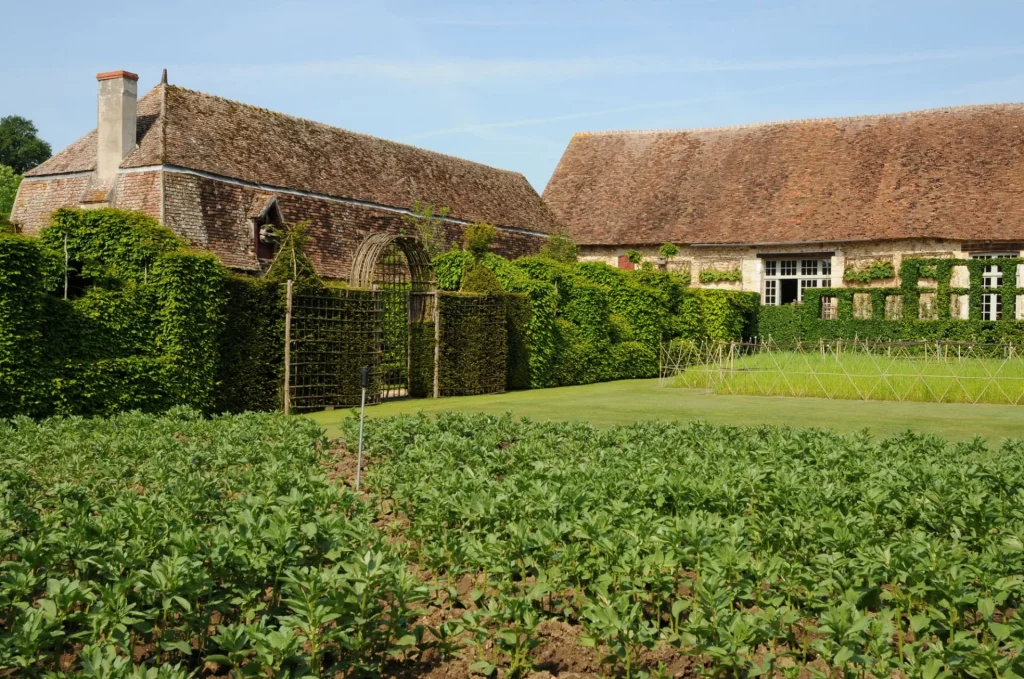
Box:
26 88 164 176
30 84 560 234
543 104 1024 246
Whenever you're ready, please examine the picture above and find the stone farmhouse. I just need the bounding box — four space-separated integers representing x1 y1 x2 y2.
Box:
11 71 560 280
543 105 1024 312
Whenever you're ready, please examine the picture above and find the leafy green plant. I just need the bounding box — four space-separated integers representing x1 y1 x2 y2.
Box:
401 201 451 259
538 230 578 264
659 243 680 259
699 269 742 284
463 222 497 259
0 164 21 222
0 409 420 676
353 411 1024 679
626 249 643 265
843 259 895 284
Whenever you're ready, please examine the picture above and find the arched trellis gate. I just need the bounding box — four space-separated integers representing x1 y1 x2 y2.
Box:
283 233 438 413
350 233 437 399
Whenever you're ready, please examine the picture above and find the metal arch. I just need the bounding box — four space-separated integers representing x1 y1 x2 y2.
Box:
350 232 435 292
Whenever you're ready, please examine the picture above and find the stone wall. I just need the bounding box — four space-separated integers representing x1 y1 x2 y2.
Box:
14 169 547 281
578 239 985 298
163 173 547 280
11 175 92 234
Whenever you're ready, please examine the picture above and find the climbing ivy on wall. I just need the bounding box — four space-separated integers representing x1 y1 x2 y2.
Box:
698 269 743 284
757 256 1024 344
843 259 895 284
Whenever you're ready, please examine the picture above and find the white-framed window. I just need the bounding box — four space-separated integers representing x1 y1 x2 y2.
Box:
971 252 1016 289
982 293 1002 321
762 257 833 305
820 296 838 320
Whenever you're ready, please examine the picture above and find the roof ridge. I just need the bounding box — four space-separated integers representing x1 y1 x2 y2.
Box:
572 102 1024 138
162 84 528 178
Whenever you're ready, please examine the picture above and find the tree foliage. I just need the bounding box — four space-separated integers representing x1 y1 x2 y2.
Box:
463 222 497 259
538 230 579 264
0 164 21 221
401 201 451 259
0 115 52 174
659 242 680 258
264 221 322 289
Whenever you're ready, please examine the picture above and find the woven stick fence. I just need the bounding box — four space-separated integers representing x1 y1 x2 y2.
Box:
661 337 1024 405
286 287 383 413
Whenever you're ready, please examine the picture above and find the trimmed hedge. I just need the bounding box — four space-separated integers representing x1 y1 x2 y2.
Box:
215 275 285 414
0 233 55 417
0 209 243 418
438 293 508 396
432 250 758 389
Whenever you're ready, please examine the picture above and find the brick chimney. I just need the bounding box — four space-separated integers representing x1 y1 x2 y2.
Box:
95 70 138 180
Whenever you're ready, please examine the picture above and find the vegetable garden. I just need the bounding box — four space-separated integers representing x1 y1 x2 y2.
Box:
6 409 1024 677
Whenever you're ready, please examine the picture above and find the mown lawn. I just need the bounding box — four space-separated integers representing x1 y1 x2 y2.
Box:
673 350 1024 405
306 378 1024 441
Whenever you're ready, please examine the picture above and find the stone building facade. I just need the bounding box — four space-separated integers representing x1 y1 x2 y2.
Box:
543 105 1024 309
12 71 560 280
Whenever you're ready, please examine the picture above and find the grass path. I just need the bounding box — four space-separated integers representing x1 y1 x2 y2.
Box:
306 378 1024 442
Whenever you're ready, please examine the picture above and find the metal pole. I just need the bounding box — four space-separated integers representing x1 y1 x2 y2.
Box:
356 366 369 491
283 279 293 415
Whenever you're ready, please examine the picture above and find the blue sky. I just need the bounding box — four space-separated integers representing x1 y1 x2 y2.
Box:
2 0 1023 190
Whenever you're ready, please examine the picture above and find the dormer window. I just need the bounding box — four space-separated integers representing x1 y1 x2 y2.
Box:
249 194 284 261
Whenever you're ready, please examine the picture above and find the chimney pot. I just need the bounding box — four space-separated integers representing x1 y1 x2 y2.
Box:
96 70 138 179
96 70 139 82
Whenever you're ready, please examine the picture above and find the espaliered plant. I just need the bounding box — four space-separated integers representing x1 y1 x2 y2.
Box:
843 259 896 284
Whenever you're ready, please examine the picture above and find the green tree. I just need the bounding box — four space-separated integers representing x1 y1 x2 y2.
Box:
0 164 21 221
462 222 496 259
659 243 679 258
0 116 52 174
401 201 451 259
539 230 578 263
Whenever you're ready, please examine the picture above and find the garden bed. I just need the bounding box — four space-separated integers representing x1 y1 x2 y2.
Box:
5 410 1024 676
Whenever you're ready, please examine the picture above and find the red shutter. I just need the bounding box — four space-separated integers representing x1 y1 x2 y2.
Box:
617 255 635 271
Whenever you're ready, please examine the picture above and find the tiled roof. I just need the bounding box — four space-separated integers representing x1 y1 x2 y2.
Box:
542 104 1024 246
26 88 164 176
31 84 560 234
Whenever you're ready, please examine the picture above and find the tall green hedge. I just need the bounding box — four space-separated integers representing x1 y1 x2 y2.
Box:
432 250 757 389
437 293 508 396
215 275 285 413
0 233 55 417
0 209 269 418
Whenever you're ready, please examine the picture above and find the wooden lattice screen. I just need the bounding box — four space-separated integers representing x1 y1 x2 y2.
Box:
285 285 383 413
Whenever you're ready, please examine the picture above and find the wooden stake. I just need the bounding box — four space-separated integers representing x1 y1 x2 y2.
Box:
284 279 293 414
63 234 69 300
433 291 441 399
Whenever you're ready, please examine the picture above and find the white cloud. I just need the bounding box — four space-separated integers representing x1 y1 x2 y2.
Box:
208 46 1024 87
402 79 846 140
